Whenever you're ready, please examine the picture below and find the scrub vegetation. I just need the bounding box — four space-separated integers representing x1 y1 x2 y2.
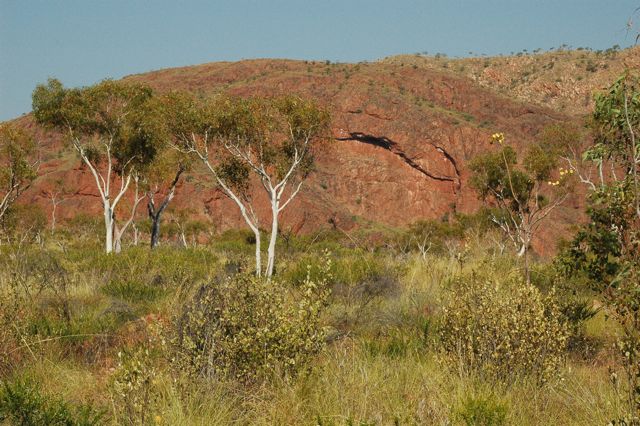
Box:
0 66 638 425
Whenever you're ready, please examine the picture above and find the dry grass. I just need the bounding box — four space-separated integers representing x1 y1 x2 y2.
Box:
0 237 626 425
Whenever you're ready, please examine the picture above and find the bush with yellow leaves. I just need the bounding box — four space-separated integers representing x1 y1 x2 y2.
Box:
440 267 569 385
172 257 331 384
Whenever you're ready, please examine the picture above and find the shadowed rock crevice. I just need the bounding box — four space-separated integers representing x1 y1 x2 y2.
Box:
336 132 459 189
432 144 461 189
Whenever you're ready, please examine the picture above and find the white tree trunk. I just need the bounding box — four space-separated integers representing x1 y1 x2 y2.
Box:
104 203 114 254
254 229 262 277
50 198 57 232
112 176 143 254
266 195 279 278
132 223 139 246
113 223 124 254
72 139 133 254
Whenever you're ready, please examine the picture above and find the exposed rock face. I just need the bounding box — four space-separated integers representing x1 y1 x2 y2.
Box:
11 55 604 253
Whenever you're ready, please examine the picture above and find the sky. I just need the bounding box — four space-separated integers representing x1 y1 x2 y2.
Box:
1 0 638 121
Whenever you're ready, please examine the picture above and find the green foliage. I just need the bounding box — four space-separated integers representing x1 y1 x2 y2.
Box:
110 347 159 425
285 249 380 286
565 72 640 424
454 393 508 426
0 124 37 226
80 245 216 284
523 142 557 181
607 267 640 424
166 92 330 184
470 131 575 283
0 124 37 188
32 78 159 174
362 323 430 359
557 182 633 287
64 213 102 238
283 250 401 311
402 218 465 253
557 74 639 292
215 155 250 194
31 78 67 126
0 230 630 424
163 91 330 275
393 210 503 256
172 259 331 383
0 378 104 426
2 204 47 241
440 266 569 384
1 248 74 330
593 72 640 167
469 145 533 209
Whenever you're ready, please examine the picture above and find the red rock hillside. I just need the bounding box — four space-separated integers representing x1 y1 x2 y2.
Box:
11 49 638 254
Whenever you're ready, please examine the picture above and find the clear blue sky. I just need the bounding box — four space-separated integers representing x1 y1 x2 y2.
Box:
1 0 638 121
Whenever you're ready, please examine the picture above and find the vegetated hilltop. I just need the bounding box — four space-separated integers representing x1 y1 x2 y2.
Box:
14 47 639 252
383 45 640 116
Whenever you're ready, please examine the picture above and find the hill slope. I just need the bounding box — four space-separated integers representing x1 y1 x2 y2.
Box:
13 47 640 252
383 46 640 116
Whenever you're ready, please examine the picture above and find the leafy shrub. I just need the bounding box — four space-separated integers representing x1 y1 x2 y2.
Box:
440 267 569 384
2 204 47 242
556 183 634 289
0 378 104 425
607 268 640 425
454 393 508 426
172 259 331 383
110 348 159 425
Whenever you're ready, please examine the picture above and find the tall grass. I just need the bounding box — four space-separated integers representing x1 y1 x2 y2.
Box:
0 232 625 425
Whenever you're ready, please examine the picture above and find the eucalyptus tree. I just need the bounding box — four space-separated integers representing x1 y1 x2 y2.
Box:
561 72 640 279
32 79 159 253
0 124 38 228
593 73 640 222
167 93 329 277
563 71 640 425
469 132 574 283
145 149 188 249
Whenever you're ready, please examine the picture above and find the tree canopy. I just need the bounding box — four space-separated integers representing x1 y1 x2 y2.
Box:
0 124 37 226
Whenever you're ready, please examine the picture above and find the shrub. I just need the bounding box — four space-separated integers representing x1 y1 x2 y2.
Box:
607 268 640 425
440 267 569 384
0 378 104 425
454 393 508 426
110 347 159 425
2 204 46 242
172 258 331 383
